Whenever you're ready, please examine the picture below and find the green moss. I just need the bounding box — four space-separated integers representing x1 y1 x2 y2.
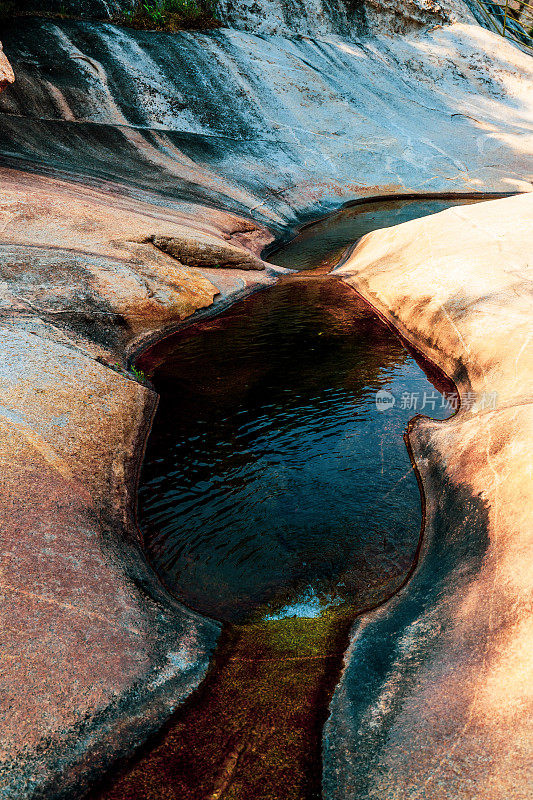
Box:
251 607 352 658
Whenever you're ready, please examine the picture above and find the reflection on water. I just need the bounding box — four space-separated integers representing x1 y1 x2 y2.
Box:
270 197 481 272
138 277 454 623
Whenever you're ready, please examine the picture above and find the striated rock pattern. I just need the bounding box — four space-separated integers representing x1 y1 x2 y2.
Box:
215 0 474 36
328 194 533 800
0 3 532 799
0 18 532 233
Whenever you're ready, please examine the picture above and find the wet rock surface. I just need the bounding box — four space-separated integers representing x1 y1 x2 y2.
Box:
0 4 531 799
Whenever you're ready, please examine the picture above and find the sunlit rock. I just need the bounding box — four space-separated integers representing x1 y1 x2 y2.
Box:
327 194 533 800
0 1 531 798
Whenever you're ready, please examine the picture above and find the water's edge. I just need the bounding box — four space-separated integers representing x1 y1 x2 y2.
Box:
89 198 479 800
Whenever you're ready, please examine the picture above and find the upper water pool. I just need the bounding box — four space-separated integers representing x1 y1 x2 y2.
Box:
269 196 483 272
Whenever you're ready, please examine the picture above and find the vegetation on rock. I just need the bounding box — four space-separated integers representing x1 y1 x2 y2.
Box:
0 0 221 30
121 0 220 30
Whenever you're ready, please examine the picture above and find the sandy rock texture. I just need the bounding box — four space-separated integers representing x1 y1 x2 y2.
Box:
326 193 533 800
0 4 532 799
0 166 276 800
0 41 14 91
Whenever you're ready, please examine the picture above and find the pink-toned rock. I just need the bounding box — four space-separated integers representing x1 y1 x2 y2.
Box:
0 167 277 799
0 167 276 361
0 42 14 92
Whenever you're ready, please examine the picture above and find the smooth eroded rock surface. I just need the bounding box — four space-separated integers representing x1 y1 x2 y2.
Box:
0 18 532 231
0 6 532 799
326 194 533 800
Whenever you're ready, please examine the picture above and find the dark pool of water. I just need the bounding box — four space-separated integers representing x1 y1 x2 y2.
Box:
137 276 455 623
136 198 475 624
96 198 475 800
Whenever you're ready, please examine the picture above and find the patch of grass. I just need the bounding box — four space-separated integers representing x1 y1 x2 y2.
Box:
130 365 147 384
120 0 221 31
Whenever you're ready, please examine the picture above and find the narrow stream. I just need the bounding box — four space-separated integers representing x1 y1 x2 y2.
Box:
97 197 483 800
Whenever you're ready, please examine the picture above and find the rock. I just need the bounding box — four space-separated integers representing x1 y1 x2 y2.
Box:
0 168 275 799
0 17 531 233
150 232 266 270
0 324 221 800
215 0 474 36
0 166 276 355
326 194 533 800
0 41 14 91
0 5 531 800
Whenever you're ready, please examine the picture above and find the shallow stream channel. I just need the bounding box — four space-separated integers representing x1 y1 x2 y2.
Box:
98 197 484 800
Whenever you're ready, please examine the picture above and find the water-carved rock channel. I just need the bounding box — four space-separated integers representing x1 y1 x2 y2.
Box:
96 198 482 800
